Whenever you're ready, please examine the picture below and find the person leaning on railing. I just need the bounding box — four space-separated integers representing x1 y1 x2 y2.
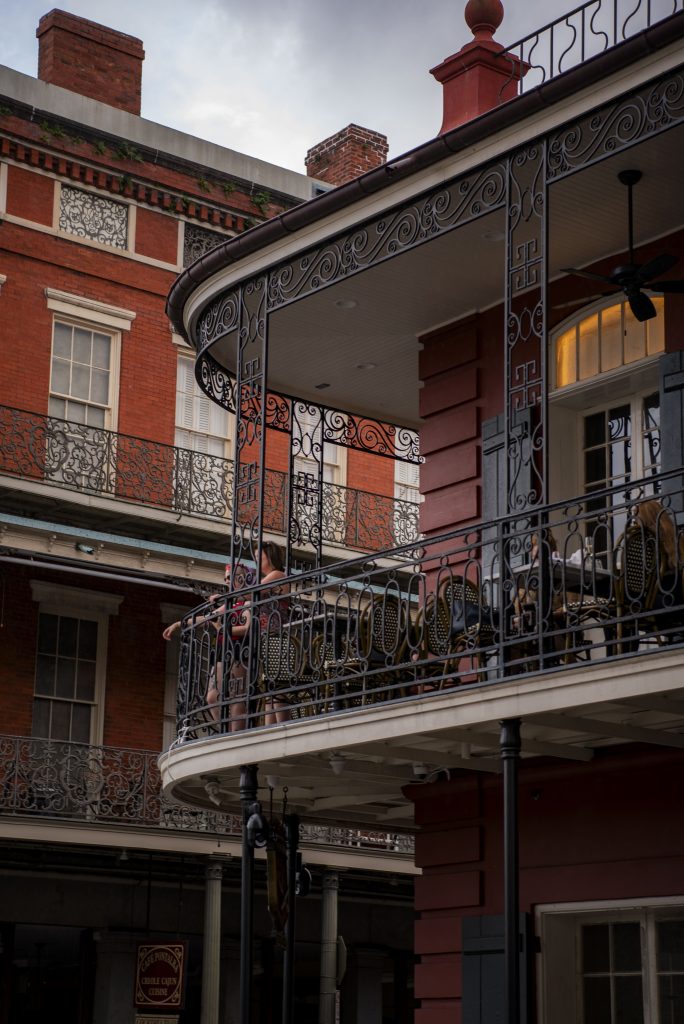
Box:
256 542 290 726
162 563 252 728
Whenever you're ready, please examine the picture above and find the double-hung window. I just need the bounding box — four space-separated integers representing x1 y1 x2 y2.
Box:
44 290 133 493
174 354 234 517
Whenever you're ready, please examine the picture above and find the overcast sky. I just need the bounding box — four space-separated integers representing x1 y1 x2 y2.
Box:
2 1 582 173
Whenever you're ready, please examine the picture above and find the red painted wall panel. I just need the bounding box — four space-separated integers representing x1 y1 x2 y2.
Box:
6 164 55 225
409 748 684 1020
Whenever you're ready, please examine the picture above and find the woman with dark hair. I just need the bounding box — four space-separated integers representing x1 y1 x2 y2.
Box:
256 543 292 726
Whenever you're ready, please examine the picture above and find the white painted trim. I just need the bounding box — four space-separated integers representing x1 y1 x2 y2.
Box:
0 819 417 872
0 160 8 212
0 211 180 271
536 896 684 1024
159 645 684 792
30 581 122 746
30 580 123 615
127 201 136 251
181 44 684 339
537 895 684 917
171 330 193 350
45 288 136 330
52 178 61 229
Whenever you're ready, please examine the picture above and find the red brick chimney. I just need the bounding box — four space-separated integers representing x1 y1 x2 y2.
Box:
37 10 145 115
430 0 525 133
305 124 389 187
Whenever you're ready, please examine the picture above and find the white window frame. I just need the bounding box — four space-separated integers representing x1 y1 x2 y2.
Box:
394 458 421 506
293 407 347 489
174 352 234 459
537 897 684 1024
549 292 664 506
30 581 122 747
45 289 134 432
551 294 665 395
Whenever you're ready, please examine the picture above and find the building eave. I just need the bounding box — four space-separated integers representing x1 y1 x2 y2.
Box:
166 12 684 338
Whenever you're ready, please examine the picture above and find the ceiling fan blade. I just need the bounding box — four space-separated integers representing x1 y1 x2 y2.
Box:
650 280 684 294
634 253 678 283
561 267 613 284
628 290 657 322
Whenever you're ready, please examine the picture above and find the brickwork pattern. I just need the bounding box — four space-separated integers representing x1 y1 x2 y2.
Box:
305 124 388 187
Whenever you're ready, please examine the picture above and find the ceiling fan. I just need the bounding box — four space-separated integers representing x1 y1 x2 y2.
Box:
559 169 684 322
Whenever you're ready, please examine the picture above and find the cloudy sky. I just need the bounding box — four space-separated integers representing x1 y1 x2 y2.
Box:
2 1 585 173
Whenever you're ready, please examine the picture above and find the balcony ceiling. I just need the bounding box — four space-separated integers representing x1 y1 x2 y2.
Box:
207 124 684 429
161 649 684 828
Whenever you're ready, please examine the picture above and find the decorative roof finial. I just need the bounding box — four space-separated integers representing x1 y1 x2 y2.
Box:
464 0 504 42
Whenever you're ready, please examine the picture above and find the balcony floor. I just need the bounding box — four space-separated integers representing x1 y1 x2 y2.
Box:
160 646 684 828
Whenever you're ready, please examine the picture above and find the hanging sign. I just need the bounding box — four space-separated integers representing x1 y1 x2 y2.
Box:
134 942 187 1010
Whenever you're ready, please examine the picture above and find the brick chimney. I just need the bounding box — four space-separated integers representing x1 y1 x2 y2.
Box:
430 0 525 133
37 10 145 115
305 124 389 187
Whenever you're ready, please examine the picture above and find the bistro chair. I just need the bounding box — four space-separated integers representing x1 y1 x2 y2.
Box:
258 627 319 720
353 593 412 704
560 552 615 662
613 523 660 653
440 575 498 678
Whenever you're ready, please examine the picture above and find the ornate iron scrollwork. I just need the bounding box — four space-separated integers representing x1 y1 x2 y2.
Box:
548 69 684 179
59 186 128 249
267 163 506 310
505 144 547 513
183 224 227 267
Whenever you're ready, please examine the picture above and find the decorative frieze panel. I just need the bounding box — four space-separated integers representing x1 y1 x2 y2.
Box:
547 70 684 180
59 185 128 249
183 224 227 268
505 144 547 512
266 162 507 310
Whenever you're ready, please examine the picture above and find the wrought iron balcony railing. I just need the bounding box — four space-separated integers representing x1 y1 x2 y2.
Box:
0 405 419 552
0 734 414 854
501 0 683 99
176 469 684 737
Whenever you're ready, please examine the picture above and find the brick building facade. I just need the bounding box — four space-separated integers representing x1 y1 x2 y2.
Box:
0 10 416 1023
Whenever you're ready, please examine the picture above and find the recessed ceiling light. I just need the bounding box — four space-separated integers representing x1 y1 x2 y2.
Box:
356 362 377 370
334 298 357 309
315 382 330 390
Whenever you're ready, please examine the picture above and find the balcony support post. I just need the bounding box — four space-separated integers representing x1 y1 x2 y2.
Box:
200 857 224 1024
282 813 300 1024
239 763 259 1024
500 718 522 1024
319 869 339 1024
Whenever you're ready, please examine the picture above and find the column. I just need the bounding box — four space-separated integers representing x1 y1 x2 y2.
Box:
200 858 223 1024
319 870 339 1024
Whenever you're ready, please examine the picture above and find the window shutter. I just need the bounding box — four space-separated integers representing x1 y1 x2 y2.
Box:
659 351 684 515
461 913 533 1024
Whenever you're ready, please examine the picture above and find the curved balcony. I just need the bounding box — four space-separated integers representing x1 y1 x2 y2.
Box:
161 471 684 824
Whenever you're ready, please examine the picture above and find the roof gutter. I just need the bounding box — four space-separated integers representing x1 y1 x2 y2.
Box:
166 13 684 338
